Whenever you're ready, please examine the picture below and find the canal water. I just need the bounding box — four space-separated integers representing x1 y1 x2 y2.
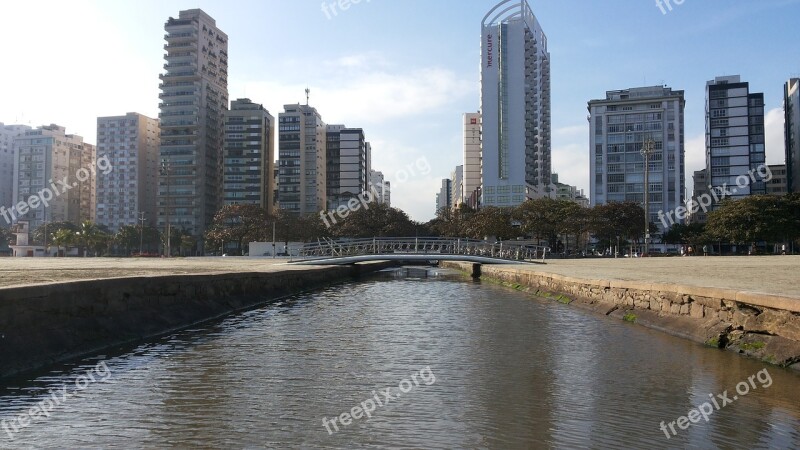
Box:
1 268 799 449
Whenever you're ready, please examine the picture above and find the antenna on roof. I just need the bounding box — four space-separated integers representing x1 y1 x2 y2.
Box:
305 87 310 106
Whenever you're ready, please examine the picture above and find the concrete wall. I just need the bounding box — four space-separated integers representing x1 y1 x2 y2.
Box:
444 262 800 370
0 264 391 379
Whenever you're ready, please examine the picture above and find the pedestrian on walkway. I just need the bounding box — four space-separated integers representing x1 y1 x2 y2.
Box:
703 245 708 257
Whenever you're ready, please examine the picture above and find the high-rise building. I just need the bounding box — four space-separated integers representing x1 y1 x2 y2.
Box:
435 178 452 213
222 99 275 214
158 8 229 243
767 164 788 196
588 85 686 230
688 169 709 224
705 75 767 207
785 78 800 193
277 103 326 214
326 126 369 211
463 113 482 209
0 123 31 226
481 0 551 207
451 165 464 209
11 125 95 230
96 113 160 232
369 170 390 206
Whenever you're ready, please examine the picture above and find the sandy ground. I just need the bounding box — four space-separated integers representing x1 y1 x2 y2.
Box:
0 256 798 298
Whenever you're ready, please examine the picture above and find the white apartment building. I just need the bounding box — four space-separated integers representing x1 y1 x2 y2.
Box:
369 170 390 206
481 0 551 207
588 86 686 230
0 123 31 225
278 103 326 214
451 165 464 209
11 125 95 230
96 113 160 232
463 113 482 208
158 8 229 241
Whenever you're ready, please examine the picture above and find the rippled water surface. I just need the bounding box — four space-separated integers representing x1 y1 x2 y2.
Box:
2 268 799 449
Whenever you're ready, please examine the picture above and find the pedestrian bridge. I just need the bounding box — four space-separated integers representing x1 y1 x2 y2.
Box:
289 238 548 266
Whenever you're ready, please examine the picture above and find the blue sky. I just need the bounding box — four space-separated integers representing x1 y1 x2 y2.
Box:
1 0 799 221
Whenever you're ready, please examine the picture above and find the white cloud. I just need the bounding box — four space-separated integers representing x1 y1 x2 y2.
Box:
765 107 786 165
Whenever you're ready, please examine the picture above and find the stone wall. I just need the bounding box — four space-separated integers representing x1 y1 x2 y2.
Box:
443 262 800 370
0 264 392 379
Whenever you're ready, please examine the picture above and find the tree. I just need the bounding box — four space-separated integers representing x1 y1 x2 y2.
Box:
31 221 78 246
463 206 516 240
428 204 476 237
115 225 140 256
51 228 75 256
204 205 270 255
331 203 416 238
588 202 646 246
180 235 196 256
0 227 12 248
705 196 790 244
74 221 110 257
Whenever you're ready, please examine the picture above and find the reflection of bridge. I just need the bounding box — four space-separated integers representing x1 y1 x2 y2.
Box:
289 238 548 266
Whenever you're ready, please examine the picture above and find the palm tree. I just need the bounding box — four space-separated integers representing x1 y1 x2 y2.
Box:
52 229 75 257
75 221 100 257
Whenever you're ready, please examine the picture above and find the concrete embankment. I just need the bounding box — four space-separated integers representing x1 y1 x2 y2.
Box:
443 262 800 370
0 263 393 379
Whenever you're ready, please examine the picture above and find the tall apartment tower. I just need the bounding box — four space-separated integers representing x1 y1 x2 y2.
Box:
96 113 160 232
369 170 390 206
222 99 275 215
326 126 370 211
481 0 551 207
451 165 464 209
705 76 767 206
463 113 482 208
785 78 800 193
158 8 228 241
688 169 709 224
435 178 453 213
588 86 686 230
11 125 95 230
0 123 31 226
277 103 326 214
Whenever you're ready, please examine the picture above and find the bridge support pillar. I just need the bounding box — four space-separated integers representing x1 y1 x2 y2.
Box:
471 263 482 279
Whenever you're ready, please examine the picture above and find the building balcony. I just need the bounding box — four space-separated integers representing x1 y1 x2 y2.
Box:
159 71 199 82
164 42 195 52
164 31 197 43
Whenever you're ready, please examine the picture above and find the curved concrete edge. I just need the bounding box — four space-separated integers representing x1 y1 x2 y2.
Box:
442 262 800 369
0 262 396 380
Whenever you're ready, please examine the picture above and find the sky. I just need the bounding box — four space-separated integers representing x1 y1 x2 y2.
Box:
1 0 799 222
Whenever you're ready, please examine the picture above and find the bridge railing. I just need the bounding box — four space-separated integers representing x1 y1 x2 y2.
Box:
296 238 549 263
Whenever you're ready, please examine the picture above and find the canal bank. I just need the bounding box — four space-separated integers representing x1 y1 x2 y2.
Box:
443 260 800 370
0 261 394 379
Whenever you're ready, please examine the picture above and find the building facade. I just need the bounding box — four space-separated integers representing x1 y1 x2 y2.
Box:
767 164 788 196
326 126 369 211
688 169 709 224
158 8 229 241
277 103 326 214
0 123 31 226
481 0 551 207
705 76 767 207
785 78 800 193
451 165 464 209
435 178 452 213
222 98 275 214
96 113 160 232
588 86 686 230
463 113 482 208
11 125 95 230
369 170 390 206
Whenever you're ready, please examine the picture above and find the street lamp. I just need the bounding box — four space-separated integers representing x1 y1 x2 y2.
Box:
160 159 172 258
640 137 656 257
138 211 146 255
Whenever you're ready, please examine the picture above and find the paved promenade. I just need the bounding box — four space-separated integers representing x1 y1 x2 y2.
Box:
0 256 798 298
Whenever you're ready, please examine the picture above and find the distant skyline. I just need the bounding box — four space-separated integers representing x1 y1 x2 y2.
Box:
1 0 799 221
